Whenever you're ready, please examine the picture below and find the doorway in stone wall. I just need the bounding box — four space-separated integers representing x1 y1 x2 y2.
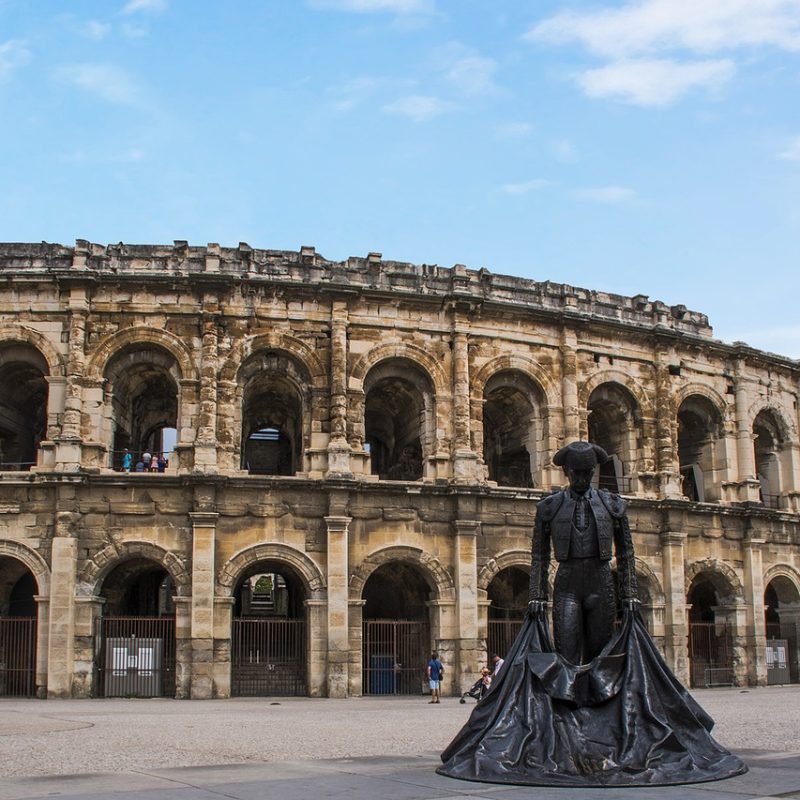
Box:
362 562 431 695
95 558 176 697
487 566 529 665
0 558 37 697
231 564 308 696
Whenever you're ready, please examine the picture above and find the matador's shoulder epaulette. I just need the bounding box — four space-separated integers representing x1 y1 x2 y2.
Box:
597 489 627 518
536 490 565 522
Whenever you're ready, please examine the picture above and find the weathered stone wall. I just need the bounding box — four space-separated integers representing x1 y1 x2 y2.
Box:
0 240 798 699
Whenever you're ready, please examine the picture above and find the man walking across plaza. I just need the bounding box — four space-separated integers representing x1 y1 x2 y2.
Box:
427 651 444 704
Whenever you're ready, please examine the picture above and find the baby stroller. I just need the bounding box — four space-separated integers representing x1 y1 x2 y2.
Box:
460 668 491 703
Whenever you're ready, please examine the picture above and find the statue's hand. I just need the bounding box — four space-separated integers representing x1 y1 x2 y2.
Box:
528 599 547 618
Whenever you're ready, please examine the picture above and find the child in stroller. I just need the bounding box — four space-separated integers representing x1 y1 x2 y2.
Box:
460 667 492 703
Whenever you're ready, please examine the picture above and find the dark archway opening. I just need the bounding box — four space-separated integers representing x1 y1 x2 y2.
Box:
487 566 529 664
0 557 38 696
231 561 308 696
362 562 431 694
687 577 732 687
0 345 48 471
97 558 176 697
764 577 800 683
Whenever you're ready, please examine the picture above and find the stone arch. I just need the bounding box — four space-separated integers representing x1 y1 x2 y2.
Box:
633 558 665 605
471 355 560 409
77 540 190 597
763 564 800 597
0 325 64 377
0 539 51 596
349 546 455 602
477 550 531 593
350 342 448 397
749 402 795 442
217 543 326 596
219 332 327 386
579 370 652 418
684 558 744 603
85 327 198 383
671 384 729 422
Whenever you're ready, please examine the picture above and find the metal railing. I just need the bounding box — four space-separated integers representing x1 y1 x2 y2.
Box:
0 617 37 696
231 618 307 696
363 620 429 695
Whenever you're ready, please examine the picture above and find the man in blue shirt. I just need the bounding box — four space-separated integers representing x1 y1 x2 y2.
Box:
427 651 444 704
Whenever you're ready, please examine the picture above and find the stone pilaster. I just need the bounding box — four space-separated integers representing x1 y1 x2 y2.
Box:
194 315 219 472
660 529 689 684
327 302 353 477
742 532 768 685
55 298 88 470
654 349 681 498
734 366 760 502
33 595 50 698
212 596 234 698
174 596 192 699
189 511 218 698
47 524 78 697
453 519 480 693
306 598 328 697
452 329 479 481
348 598 365 696
560 331 579 442
325 514 351 697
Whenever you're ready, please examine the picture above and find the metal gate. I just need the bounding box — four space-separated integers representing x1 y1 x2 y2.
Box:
488 619 524 665
0 617 36 697
363 620 428 695
689 622 733 687
96 617 175 697
231 619 307 696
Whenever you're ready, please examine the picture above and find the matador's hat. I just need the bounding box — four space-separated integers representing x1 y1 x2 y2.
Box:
553 441 609 469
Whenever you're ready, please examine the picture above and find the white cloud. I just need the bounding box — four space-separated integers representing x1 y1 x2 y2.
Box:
445 56 499 96
501 179 552 195
383 94 453 121
579 58 734 106
494 122 534 140
575 185 637 204
54 63 146 108
553 138 578 162
83 21 111 40
0 40 31 83
527 0 800 59
122 0 167 14
778 137 800 162
327 76 378 111
308 0 434 13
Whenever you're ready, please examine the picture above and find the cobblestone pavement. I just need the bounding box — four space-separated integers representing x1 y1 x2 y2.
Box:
0 686 798 799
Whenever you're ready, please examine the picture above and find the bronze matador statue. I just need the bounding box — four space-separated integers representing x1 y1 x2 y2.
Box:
438 440 747 787
529 441 637 664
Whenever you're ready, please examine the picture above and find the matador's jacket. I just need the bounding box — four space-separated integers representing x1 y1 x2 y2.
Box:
528 487 638 604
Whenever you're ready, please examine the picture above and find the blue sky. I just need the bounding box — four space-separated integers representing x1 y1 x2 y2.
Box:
1 0 799 357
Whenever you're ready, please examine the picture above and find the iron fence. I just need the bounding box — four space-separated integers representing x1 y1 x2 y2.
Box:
488 619 524 665
96 617 176 697
231 618 307 696
689 622 733 687
0 617 36 696
363 620 429 695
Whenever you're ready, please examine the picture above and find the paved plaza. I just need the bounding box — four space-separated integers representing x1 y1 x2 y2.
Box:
1 687 799 799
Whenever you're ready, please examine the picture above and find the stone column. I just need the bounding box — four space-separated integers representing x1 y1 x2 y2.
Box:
654 350 681 498
452 329 479 481
660 529 689 684
742 532 767 685
453 519 480 694
189 511 218 699
306 598 328 697
324 514 351 697
560 332 579 442
348 598 365 696
55 302 88 470
73 595 103 698
33 595 50 698
173 596 192 699
734 368 760 502
47 520 78 697
212 596 234 698
194 316 219 472
327 302 352 477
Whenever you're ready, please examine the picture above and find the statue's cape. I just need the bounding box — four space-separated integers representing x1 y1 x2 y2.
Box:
438 611 747 787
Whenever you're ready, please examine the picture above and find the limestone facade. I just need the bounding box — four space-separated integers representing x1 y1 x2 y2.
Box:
0 240 798 699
